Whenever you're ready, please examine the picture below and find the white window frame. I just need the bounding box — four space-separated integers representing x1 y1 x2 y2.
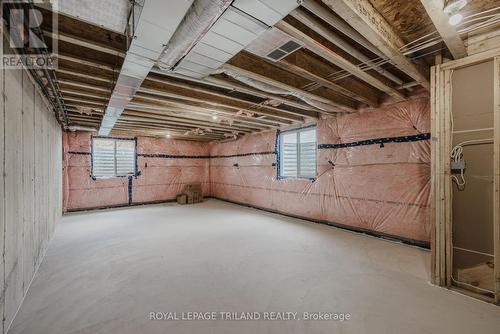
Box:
279 127 317 179
91 137 136 178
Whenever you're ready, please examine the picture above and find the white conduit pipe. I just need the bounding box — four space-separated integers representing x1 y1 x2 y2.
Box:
450 138 493 189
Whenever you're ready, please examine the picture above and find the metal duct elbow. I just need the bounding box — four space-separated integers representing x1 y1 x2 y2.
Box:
158 0 232 70
67 125 97 132
215 68 337 113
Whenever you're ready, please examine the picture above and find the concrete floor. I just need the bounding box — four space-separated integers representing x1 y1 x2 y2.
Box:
9 199 500 334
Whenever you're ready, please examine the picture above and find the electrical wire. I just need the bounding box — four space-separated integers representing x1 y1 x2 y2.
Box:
450 138 493 189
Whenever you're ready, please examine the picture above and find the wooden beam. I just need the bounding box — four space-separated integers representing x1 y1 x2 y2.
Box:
467 30 500 56
38 6 127 52
494 57 500 304
291 7 404 86
59 77 289 128
112 118 235 135
120 111 259 133
110 127 218 141
276 21 406 101
67 106 261 132
56 68 113 85
43 30 126 57
226 53 358 113
279 51 381 107
60 75 298 125
320 0 430 90
62 96 106 107
205 75 314 111
128 100 291 128
57 54 118 72
144 74 315 120
113 122 224 139
137 87 302 124
419 0 467 59
302 0 383 59
60 88 110 100
58 79 112 93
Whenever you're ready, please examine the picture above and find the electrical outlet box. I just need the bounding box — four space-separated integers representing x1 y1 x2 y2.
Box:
451 159 466 173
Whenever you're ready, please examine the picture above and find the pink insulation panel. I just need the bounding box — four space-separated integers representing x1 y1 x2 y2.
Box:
62 94 431 243
209 95 431 243
63 132 210 212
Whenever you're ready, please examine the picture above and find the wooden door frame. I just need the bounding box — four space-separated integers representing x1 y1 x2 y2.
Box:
430 48 500 304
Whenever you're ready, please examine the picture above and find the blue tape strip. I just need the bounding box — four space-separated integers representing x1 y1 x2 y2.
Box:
68 151 91 155
138 152 276 159
128 176 133 205
318 133 430 150
134 137 139 178
275 129 281 180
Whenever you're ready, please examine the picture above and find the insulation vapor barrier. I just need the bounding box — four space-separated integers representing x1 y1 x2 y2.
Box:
63 133 210 211
210 94 431 243
62 94 430 243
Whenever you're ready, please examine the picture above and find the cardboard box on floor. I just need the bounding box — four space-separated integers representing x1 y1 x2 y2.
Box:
177 184 203 205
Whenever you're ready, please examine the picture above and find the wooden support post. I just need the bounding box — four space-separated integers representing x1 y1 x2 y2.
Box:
430 63 452 287
443 68 453 287
494 57 500 304
430 64 440 285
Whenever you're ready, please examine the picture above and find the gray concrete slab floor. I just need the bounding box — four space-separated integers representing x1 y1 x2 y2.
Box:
8 199 500 334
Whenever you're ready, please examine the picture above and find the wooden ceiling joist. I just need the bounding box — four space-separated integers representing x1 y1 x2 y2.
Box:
301 0 385 59
319 0 430 90
142 75 314 121
126 104 282 129
419 0 468 59
57 54 118 72
128 100 290 128
44 30 126 58
38 6 128 52
67 107 263 133
276 21 406 101
135 89 300 124
56 68 114 85
226 53 358 113
278 52 381 107
112 122 224 139
291 8 404 86
204 75 317 112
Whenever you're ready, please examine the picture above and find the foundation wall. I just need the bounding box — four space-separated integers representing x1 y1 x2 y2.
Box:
63 94 431 243
0 66 63 332
210 95 431 243
63 132 211 211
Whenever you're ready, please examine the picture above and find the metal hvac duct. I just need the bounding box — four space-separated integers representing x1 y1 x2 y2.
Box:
98 0 195 136
157 0 233 70
172 0 303 78
99 0 303 135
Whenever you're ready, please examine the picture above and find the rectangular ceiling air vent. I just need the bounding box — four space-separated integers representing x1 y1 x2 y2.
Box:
266 40 302 61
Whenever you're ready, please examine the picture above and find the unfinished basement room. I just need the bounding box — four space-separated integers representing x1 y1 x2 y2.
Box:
1 0 500 333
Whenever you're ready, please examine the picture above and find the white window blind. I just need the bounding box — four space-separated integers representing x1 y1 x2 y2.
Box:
280 128 317 179
92 138 136 178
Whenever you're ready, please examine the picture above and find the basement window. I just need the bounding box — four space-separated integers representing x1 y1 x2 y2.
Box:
92 137 136 178
279 127 317 179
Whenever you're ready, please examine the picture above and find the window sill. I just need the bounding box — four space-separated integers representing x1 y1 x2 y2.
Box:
277 176 316 181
